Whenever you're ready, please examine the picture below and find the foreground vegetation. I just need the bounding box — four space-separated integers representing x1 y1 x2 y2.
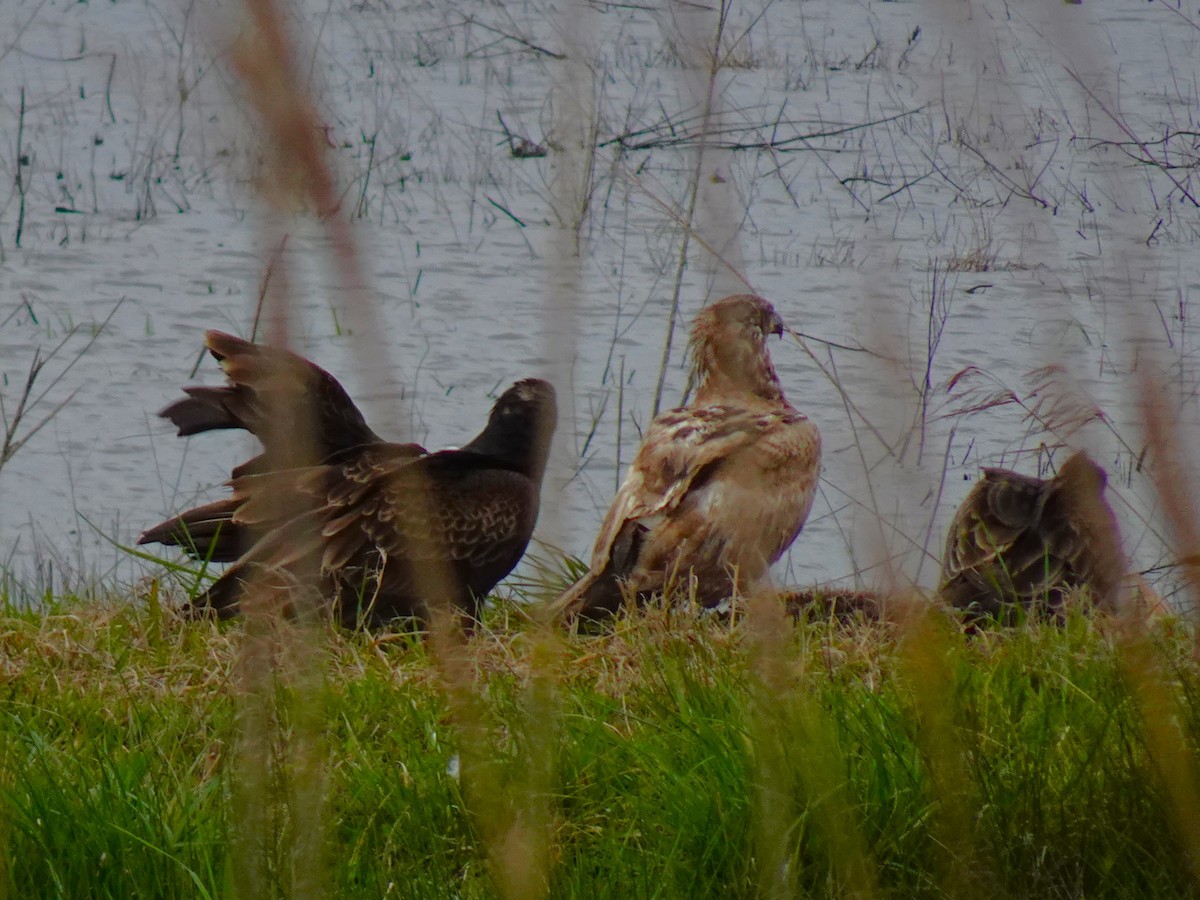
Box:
2 585 1199 899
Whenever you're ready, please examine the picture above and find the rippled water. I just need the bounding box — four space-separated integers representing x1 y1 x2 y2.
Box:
1 0 1198 605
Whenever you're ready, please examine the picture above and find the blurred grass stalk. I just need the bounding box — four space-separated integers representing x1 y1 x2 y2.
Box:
891 602 984 898
1130 371 1200 885
746 590 880 899
229 0 563 895
225 1 335 893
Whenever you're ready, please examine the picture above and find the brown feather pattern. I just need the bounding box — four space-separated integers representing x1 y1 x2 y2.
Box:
139 332 556 629
159 330 384 464
938 451 1125 621
548 294 821 622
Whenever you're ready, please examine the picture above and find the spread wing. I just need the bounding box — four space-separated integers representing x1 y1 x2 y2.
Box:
138 442 425 562
192 449 538 625
159 330 382 462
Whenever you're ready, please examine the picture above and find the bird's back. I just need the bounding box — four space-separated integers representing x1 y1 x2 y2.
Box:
940 454 1123 619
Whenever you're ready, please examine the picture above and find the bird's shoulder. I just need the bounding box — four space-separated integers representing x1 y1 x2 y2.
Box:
632 402 817 489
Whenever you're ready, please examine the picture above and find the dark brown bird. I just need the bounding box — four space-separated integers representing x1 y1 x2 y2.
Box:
142 330 421 563
159 330 390 473
547 293 821 623
939 451 1124 622
140 333 557 629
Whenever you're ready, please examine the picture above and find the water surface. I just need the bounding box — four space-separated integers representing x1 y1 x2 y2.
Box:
1 0 1197 605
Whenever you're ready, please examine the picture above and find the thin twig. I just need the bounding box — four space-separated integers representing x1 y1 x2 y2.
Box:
651 2 732 416
251 235 290 342
0 298 125 470
15 87 27 248
460 14 566 59
1064 66 1199 208
485 195 527 227
603 106 924 152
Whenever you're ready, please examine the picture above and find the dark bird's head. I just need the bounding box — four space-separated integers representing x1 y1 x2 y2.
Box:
1054 450 1108 494
688 294 787 405
1050 451 1123 612
462 378 558 480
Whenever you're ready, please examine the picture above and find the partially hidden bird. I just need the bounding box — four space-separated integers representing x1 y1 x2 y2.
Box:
938 450 1124 622
548 293 822 623
139 331 557 629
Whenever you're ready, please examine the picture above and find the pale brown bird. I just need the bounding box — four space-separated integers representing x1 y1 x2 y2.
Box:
939 451 1124 622
139 332 557 629
548 293 822 623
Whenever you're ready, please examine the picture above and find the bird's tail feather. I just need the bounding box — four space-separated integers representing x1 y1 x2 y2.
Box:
547 520 646 625
159 386 253 437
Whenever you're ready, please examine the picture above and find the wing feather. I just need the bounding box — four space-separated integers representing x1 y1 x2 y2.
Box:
585 405 766 566
939 454 1123 618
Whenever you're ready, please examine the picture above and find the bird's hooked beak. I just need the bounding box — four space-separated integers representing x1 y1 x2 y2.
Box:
767 310 785 338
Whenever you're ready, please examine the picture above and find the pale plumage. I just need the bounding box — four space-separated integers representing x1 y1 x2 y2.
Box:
139 332 557 628
939 451 1124 621
549 293 821 622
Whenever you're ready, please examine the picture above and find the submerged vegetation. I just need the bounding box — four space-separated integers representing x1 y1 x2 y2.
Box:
2 587 1200 898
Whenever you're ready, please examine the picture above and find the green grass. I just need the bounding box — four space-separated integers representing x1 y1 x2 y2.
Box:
1 590 1199 899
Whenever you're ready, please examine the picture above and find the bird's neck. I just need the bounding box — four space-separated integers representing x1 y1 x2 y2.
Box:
691 339 786 407
461 420 552 481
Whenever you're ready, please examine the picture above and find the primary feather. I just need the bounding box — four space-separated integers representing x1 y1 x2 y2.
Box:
140 331 420 562
160 330 386 471
548 293 821 622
